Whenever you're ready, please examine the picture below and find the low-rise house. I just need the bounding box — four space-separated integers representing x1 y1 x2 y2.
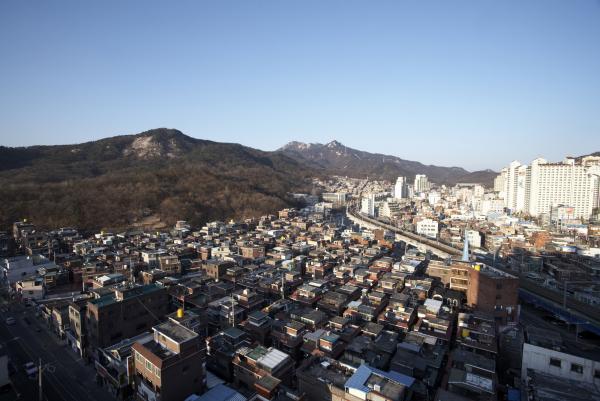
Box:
232 345 294 399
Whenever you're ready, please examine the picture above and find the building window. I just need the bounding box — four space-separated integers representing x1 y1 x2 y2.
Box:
549 358 561 368
154 366 161 378
571 363 583 374
594 370 600 379
146 360 152 372
135 352 143 363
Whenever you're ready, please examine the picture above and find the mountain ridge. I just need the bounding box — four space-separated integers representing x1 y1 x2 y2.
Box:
277 140 497 186
0 128 314 230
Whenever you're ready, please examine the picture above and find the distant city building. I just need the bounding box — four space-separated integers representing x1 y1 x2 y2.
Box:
379 200 401 218
416 219 438 239
414 174 430 193
394 177 408 199
321 192 347 207
550 204 577 229
361 194 376 217
465 230 482 249
428 191 441 205
480 198 504 215
501 156 600 219
494 171 506 194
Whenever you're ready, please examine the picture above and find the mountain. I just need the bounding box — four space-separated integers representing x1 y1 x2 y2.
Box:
278 140 497 186
0 129 314 231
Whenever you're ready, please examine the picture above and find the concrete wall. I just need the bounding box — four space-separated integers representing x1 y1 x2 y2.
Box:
522 343 600 385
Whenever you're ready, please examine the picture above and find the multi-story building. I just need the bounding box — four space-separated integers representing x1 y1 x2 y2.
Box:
465 230 482 249
494 170 506 195
379 200 401 218
501 156 600 219
414 174 430 193
203 259 234 281
416 219 438 239
522 326 600 385
240 245 266 260
96 332 153 400
394 177 408 200
361 194 376 217
132 320 206 401
466 264 519 323
322 192 348 207
67 300 88 357
158 255 181 275
85 284 170 358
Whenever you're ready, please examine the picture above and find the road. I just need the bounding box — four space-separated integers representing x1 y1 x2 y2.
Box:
0 301 112 401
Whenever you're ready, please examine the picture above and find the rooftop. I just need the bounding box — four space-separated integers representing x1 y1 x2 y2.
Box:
154 320 198 344
345 364 415 400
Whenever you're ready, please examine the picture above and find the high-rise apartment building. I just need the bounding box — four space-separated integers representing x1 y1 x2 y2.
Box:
494 171 506 194
394 177 408 199
413 174 430 193
500 156 600 219
361 194 376 216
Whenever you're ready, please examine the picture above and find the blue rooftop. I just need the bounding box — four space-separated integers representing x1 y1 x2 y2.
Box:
187 384 246 401
345 364 415 393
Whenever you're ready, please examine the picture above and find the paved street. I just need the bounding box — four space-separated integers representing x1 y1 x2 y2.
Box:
0 301 112 401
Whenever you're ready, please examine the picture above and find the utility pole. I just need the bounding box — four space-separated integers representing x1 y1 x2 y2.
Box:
230 277 236 327
38 358 43 401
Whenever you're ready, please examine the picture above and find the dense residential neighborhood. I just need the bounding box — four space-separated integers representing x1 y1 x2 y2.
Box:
2 169 600 401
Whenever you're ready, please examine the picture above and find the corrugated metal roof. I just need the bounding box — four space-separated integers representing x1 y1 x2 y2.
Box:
345 364 372 393
258 348 289 370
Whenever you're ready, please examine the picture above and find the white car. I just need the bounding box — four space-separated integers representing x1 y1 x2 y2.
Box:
23 362 38 378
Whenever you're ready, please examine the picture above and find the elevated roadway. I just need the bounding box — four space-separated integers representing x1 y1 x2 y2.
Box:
346 208 462 259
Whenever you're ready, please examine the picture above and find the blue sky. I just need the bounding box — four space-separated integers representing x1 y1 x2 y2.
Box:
1 0 599 170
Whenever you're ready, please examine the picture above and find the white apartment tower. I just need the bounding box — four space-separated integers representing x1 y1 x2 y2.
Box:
500 156 600 219
414 174 430 193
360 193 376 217
494 169 507 196
394 177 408 199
